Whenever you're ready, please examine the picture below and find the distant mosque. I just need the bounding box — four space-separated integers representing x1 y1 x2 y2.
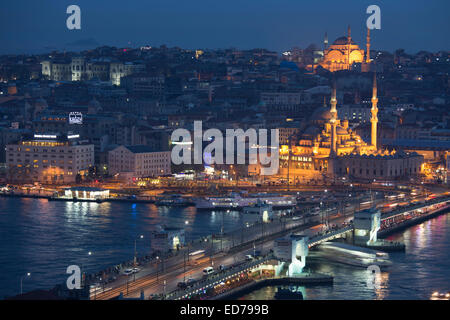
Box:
279 73 424 183
319 26 372 72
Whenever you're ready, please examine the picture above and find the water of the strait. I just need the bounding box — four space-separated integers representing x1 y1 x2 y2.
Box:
0 197 247 298
239 212 450 300
1 197 449 299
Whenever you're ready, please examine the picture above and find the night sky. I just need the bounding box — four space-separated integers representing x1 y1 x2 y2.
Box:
1 0 449 54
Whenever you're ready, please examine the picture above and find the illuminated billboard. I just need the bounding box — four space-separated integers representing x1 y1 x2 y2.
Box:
69 112 83 124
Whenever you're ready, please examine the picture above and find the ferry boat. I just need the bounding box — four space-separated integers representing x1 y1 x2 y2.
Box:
194 193 296 211
155 194 193 207
316 242 392 269
194 195 241 210
243 193 297 209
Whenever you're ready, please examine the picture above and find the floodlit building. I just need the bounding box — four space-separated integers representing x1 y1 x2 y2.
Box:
319 26 372 72
279 74 424 182
108 145 171 180
63 187 109 200
6 133 94 183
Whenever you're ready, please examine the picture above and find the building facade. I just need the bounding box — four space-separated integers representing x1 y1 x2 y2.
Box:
279 74 424 183
6 134 94 183
319 26 371 72
108 145 171 178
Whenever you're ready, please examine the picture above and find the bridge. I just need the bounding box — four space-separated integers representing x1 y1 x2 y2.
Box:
307 226 353 248
306 195 450 248
166 255 274 300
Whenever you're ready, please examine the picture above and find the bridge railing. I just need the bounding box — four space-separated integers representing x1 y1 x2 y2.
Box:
308 226 353 248
166 255 273 300
381 196 450 221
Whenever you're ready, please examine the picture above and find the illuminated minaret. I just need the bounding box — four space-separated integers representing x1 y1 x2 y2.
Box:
324 32 328 51
370 72 378 148
366 28 371 63
347 25 351 69
330 79 338 155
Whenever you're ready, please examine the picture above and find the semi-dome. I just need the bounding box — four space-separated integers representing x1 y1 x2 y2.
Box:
336 126 348 135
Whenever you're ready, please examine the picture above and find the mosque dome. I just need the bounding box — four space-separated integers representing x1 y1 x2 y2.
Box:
332 36 356 46
310 107 332 122
302 126 320 136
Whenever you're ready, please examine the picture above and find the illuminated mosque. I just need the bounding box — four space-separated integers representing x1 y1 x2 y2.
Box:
279 74 424 183
319 26 372 72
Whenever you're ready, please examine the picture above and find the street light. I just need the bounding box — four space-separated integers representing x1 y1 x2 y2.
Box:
156 256 160 282
81 251 93 290
20 273 31 295
134 234 144 267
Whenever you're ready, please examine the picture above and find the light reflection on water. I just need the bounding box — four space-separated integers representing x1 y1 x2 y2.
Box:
1 197 449 300
240 213 450 300
0 198 243 298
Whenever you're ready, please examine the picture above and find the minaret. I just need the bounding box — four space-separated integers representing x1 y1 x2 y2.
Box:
370 72 379 148
366 27 371 63
347 25 352 69
324 32 328 51
330 79 338 155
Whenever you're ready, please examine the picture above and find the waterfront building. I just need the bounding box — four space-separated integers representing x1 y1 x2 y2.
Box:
108 145 171 180
63 187 109 200
6 133 94 183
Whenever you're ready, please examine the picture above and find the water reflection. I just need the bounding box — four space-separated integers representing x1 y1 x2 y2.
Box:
239 213 450 300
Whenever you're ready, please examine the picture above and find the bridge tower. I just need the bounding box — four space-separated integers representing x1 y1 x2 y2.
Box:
274 234 309 275
353 208 381 245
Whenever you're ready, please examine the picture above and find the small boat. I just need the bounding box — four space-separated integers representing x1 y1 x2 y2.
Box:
274 286 303 300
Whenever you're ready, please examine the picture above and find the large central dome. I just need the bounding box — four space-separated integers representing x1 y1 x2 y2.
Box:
332 36 356 45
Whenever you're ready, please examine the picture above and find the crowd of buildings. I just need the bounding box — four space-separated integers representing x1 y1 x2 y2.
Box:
0 25 449 185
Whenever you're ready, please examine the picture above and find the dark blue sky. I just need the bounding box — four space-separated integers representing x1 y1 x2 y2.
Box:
1 0 449 54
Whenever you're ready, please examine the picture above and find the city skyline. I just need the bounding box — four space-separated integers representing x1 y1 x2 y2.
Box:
1 0 450 55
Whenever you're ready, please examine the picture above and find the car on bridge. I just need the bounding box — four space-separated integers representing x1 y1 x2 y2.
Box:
132 267 140 274
122 269 133 276
186 278 196 287
202 266 215 276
